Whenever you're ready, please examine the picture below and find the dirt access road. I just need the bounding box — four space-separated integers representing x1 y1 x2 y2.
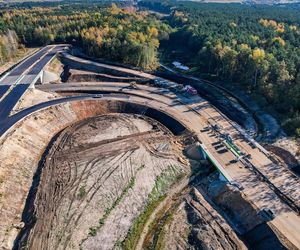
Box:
18 114 187 250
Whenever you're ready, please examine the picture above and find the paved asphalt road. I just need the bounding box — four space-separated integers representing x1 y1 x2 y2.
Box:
0 51 300 247
0 47 49 87
0 86 10 99
0 94 130 136
0 45 66 122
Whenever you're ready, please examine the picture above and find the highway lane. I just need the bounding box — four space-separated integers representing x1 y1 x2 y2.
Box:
28 47 64 75
0 94 123 136
0 84 30 119
0 45 66 122
5 47 49 77
0 47 49 87
0 86 10 100
0 47 49 102
1 85 300 247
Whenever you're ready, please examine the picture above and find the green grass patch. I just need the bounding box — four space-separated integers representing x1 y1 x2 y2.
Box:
77 186 87 199
122 195 166 250
146 205 177 250
122 165 183 250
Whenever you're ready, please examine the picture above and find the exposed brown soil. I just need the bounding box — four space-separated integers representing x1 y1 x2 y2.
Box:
2 99 166 249
265 143 300 175
11 111 252 250
66 69 149 84
17 114 188 250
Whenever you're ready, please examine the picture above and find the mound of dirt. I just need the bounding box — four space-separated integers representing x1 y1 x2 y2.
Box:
162 188 247 250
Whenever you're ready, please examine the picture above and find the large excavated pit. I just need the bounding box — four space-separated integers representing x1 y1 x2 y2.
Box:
0 97 253 250
11 113 250 250
1 55 294 249
15 113 188 249
0 99 186 249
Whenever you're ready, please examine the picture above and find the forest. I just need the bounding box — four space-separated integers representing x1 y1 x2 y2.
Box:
0 2 170 70
1 1 300 136
140 1 300 136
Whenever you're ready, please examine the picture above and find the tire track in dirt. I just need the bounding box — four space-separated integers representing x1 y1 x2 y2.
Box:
19 113 186 250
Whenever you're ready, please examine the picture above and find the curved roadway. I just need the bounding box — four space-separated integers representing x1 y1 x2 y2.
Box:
0 45 67 121
0 51 300 248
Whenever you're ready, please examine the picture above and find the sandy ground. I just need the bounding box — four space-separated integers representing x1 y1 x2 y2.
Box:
0 100 124 249
21 114 187 250
12 88 61 114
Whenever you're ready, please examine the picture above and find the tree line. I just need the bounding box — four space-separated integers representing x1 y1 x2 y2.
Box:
1 0 300 136
0 2 170 70
140 1 300 136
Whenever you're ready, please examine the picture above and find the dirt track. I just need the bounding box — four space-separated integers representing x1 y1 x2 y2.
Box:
15 113 251 250
2 53 299 249
18 114 187 250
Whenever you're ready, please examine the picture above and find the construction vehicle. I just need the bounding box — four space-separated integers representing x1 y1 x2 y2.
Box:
259 208 275 221
181 85 198 96
129 81 138 89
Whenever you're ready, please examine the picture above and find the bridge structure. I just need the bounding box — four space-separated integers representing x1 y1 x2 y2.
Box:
0 49 300 249
0 45 67 122
198 143 234 182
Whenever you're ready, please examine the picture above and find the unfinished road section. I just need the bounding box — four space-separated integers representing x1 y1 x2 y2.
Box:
38 80 300 215
0 50 299 249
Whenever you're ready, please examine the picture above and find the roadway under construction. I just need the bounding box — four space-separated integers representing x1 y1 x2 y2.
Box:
0 48 299 250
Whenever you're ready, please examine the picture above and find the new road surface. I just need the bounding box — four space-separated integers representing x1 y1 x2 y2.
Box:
0 48 299 248
0 45 67 121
